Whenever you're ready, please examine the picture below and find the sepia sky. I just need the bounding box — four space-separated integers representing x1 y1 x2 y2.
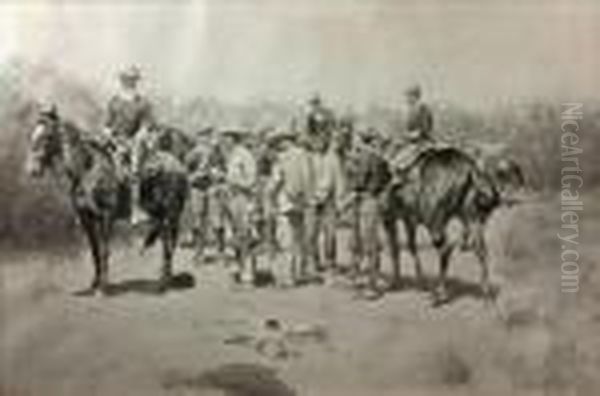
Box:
1 0 598 110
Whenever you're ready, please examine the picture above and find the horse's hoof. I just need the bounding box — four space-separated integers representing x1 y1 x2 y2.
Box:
73 287 98 297
156 277 172 294
99 286 115 297
481 283 498 301
362 288 385 301
431 287 450 307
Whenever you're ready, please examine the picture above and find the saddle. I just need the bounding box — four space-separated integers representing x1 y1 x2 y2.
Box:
390 140 454 185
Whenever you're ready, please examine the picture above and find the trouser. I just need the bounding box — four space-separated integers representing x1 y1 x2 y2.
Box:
189 189 210 257
282 208 308 282
349 193 382 274
263 196 279 255
209 184 229 252
224 191 257 274
320 201 338 269
112 134 148 217
304 202 337 271
255 177 279 254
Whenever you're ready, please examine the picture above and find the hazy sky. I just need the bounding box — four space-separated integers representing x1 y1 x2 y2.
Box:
1 0 598 109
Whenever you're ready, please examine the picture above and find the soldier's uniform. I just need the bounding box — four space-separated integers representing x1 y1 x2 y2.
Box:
346 129 392 280
392 86 435 172
302 95 338 270
105 92 155 177
103 66 156 222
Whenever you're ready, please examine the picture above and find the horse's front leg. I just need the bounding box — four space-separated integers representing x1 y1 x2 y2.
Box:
97 216 113 293
470 221 492 298
431 229 454 305
77 212 104 295
405 219 424 283
382 217 401 289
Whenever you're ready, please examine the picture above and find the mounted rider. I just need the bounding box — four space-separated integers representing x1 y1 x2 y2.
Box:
103 65 156 225
391 83 436 178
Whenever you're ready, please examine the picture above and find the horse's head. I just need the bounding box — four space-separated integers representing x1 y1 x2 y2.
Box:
26 104 63 178
484 156 526 206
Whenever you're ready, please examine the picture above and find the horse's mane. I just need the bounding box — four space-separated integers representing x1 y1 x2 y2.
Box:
61 119 115 164
418 146 475 166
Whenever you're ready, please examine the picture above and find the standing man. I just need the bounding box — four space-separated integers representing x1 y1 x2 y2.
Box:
303 93 336 271
267 129 316 285
347 128 392 292
221 128 258 283
312 118 352 271
103 65 156 225
185 128 216 262
256 132 280 257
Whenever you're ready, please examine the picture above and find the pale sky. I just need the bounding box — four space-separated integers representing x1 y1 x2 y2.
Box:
1 0 598 110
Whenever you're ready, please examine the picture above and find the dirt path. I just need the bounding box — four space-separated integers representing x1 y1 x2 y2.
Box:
0 198 594 395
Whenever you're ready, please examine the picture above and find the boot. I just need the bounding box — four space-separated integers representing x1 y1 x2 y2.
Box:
130 179 149 226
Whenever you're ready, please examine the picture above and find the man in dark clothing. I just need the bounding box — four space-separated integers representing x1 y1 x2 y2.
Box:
304 93 336 153
346 128 392 286
391 84 435 172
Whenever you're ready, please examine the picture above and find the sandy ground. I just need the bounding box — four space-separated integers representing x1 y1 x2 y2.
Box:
1 193 597 396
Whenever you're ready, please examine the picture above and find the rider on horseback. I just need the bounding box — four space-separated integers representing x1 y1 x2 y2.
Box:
103 65 156 225
391 83 435 176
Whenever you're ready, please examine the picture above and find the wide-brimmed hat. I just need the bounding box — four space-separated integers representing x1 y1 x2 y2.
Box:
404 83 421 98
308 93 322 106
358 127 380 142
38 101 59 120
266 129 297 145
119 65 142 81
220 127 251 139
196 126 214 137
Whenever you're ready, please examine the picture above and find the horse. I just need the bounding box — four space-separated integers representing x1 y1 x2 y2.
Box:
153 124 196 163
25 106 189 295
380 146 502 303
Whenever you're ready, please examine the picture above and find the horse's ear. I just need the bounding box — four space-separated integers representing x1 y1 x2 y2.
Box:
38 100 59 121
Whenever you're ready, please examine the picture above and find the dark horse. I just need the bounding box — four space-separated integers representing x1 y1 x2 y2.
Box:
380 147 501 302
25 106 188 295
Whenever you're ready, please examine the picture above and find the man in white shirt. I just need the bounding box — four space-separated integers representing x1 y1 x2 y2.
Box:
221 128 258 283
267 129 317 285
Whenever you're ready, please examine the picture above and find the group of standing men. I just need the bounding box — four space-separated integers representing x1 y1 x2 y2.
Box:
101 65 436 284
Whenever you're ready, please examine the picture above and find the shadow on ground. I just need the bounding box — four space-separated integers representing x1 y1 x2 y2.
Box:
162 363 296 396
73 272 196 297
344 272 500 306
